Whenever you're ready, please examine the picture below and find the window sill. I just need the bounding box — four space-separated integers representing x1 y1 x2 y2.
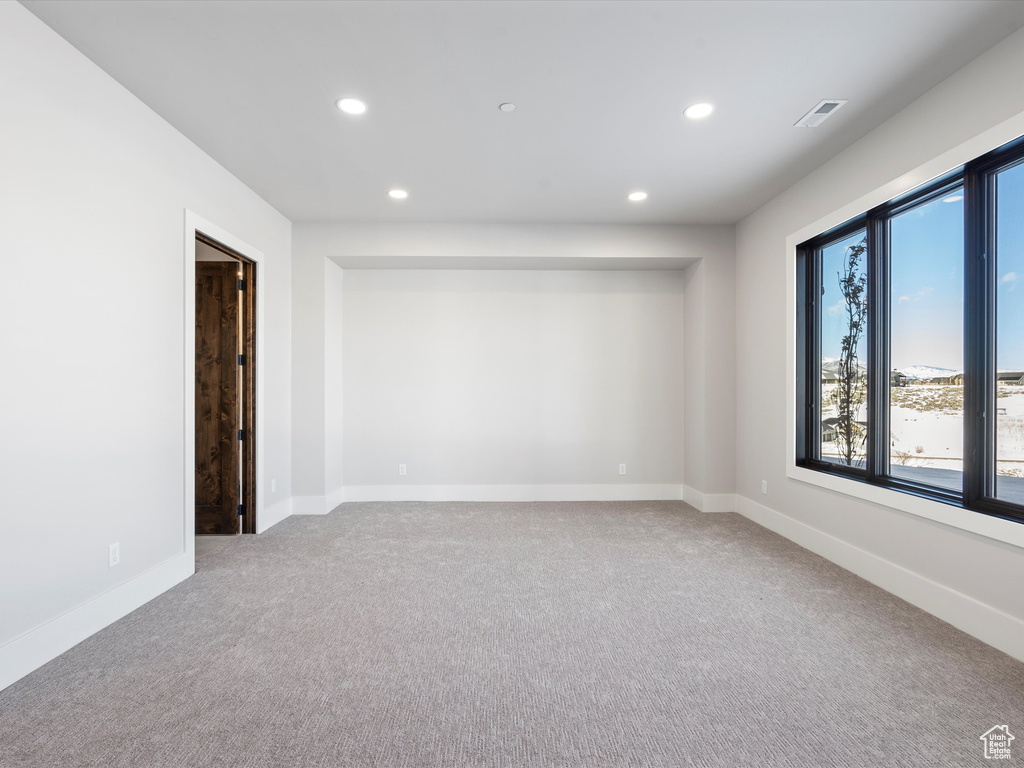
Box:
786 463 1024 551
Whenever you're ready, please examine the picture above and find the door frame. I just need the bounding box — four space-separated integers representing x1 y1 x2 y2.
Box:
184 211 266 558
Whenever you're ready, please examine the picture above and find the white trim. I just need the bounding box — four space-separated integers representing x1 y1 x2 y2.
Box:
682 485 702 510
785 111 1024 552
735 495 1024 664
292 496 329 515
0 554 193 691
340 484 684 503
184 211 266 539
326 486 346 515
683 486 736 513
701 493 737 513
788 466 1024 550
257 498 293 533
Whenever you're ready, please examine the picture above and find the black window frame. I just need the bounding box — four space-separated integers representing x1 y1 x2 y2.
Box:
796 133 1024 526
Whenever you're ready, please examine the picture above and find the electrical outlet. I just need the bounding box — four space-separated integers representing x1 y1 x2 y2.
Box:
108 542 120 568
619 464 627 475
271 478 277 493
761 480 768 495
399 464 407 476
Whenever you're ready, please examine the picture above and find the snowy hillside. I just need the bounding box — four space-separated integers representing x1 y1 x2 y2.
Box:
896 365 960 381
821 357 867 376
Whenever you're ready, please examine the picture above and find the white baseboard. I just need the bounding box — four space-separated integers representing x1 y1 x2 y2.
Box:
682 485 702 510
257 497 293 533
0 553 193 692
341 484 684 503
683 486 736 513
291 495 328 515
326 486 346 514
702 493 737 513
735 495 1024 664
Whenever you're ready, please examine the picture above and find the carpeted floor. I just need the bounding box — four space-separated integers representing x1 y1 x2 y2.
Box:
1 501 1022 767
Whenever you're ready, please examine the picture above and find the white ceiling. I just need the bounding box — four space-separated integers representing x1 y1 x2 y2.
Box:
21 0 1024 225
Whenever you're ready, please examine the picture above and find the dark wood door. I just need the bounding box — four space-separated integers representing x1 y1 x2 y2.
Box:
195 261 240 535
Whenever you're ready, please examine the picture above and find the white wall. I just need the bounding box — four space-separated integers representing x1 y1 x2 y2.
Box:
0 3 292 689
324 260 345 508
343 269 684 493
291 249 326 514
735 25 1024 660
298 222 721 266
682 238 737 512
293 223 734 503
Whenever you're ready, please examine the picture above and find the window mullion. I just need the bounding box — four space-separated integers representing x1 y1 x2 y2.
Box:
795 248 809 462
808 247 823 462
866 215 889 483
963 164 993 507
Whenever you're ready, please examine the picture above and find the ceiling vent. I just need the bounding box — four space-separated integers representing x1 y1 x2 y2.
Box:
795 99 847 128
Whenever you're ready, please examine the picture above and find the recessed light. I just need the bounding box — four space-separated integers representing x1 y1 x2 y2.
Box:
684 102 714 120
388 189 408 200
628 191 648 202
336 98 367 115
499 103 516 112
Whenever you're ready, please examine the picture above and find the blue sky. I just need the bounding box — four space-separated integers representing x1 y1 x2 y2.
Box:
889 190 963 370
820 160 1024 371
997 160 1024 371
821 231 869 364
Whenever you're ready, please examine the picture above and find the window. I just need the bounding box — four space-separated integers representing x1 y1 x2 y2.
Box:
819 230 868 469
796 134 1024 525
995 161 1024 505
888 188 964 492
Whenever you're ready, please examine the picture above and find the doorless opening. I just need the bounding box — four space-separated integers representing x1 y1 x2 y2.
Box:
195 232 257 534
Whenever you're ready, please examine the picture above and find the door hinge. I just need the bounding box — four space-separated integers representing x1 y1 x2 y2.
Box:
238 429 244 441
238 354 245 366
238 278 246 290
238 504 244 517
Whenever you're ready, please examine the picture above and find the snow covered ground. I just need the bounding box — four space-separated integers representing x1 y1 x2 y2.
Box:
821 383 1024 475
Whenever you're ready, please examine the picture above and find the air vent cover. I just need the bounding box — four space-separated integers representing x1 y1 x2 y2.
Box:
795 99 848 128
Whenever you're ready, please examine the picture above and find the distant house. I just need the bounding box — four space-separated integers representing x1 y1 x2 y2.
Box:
821 417 839 443
950 373 965 385
890 370 908 387
821 417 867 444
822 371 839 386
997 370 1024 384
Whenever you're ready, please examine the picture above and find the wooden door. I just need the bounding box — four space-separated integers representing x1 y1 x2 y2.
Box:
195 261 241 535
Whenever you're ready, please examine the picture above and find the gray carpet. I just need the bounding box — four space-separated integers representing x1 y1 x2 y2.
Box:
1 501 1022 767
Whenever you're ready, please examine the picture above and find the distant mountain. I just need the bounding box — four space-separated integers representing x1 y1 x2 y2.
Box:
822 360 962 381
895 365 960 381
822 357 867 376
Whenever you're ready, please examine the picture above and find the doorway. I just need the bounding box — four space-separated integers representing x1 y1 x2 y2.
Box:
195 232 256 535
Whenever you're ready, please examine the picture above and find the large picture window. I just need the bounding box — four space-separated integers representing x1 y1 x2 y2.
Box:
995 161 1024 504
796 134 1024 525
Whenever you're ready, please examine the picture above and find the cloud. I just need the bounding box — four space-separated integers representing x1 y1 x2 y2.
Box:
896 287 932 304
1001 271 1018 290
827 299 846 316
